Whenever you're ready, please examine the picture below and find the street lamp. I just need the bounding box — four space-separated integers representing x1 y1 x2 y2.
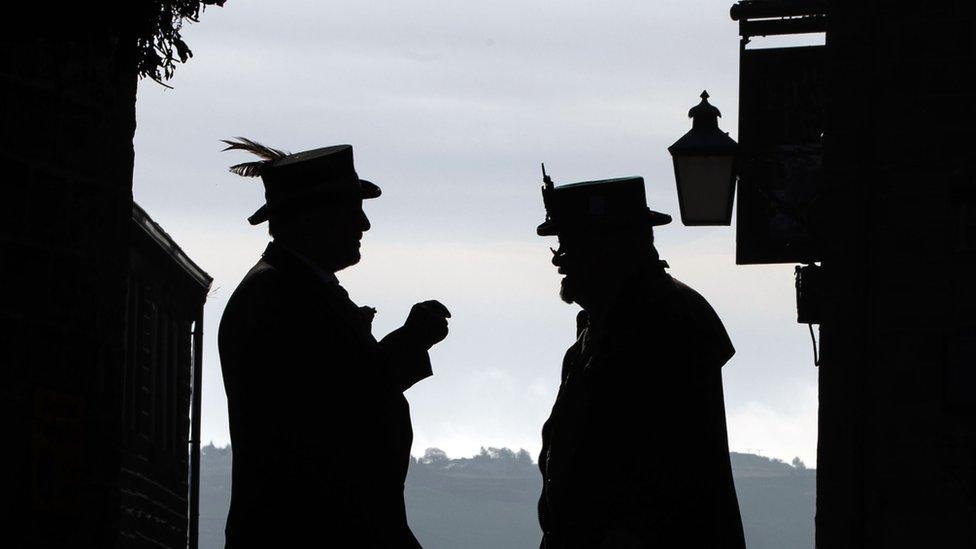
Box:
668 91 739 226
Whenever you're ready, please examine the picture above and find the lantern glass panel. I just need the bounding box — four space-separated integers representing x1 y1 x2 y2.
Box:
675 154 735 224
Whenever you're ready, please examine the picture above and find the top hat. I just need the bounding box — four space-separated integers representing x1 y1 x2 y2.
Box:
537 176 672 236
247 144 380 225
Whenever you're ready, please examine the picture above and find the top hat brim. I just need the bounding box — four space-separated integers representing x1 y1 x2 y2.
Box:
536 208 672 236
248 179 381 225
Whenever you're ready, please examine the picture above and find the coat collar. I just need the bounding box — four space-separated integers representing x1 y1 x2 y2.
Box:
579 267 673 333
275 243 341 287
261 241 376 343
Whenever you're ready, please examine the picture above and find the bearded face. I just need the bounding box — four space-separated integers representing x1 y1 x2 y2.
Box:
552 231 653 307
555 249 583 304
552 235 604 305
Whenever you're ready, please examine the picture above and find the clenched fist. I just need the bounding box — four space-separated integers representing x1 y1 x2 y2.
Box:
403 300 451 350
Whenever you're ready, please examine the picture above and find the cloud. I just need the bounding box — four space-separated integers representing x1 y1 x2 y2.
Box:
726 383 819 466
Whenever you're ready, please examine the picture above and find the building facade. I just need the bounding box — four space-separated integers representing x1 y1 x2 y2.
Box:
817 1 976 546
732 0 976 546
120 204 211 547
2 8 217 546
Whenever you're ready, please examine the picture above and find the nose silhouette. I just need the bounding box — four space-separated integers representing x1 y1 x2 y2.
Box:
359 210 371 232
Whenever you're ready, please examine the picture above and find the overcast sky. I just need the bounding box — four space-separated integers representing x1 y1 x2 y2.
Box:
133 0 820 465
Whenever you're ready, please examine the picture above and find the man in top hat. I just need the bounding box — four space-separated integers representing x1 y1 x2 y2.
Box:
218 138 450 548
535 169 745 548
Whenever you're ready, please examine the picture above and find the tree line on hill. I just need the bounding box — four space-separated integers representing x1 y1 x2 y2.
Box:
198 444 814 549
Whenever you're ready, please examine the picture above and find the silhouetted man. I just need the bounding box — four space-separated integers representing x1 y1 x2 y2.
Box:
536 173 745 548
218 139 449 548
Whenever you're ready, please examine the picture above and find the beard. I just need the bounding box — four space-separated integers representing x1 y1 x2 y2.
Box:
559 274 580 304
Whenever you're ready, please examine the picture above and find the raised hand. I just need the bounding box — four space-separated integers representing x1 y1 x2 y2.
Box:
403 300 451 349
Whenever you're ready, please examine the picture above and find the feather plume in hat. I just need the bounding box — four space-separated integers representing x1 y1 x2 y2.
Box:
221 137 290 177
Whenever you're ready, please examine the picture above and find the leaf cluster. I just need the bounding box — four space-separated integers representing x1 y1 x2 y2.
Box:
132 0 226 85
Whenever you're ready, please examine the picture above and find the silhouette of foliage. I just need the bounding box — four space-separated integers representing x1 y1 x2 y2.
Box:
421 448 449 465
132 0 226 84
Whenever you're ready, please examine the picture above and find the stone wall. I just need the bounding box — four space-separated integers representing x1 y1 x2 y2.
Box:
0 36 137 547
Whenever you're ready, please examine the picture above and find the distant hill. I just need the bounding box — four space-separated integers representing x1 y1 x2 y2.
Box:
198 444 814 548
728 452 816 549
198 444 232 549
405 447 542 548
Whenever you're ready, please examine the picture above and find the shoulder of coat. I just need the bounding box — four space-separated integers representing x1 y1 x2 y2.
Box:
239 259 288 293
224 259 295 317
661 276 719 317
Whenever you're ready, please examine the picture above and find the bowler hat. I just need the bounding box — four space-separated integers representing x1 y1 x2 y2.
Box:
247 144 380 225
537 176 671 236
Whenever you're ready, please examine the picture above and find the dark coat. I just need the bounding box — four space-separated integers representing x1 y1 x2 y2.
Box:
538 270 745 548
218 242 430 548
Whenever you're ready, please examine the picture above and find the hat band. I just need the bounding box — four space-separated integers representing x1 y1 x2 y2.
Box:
248 177 383 225
537 208 671 236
